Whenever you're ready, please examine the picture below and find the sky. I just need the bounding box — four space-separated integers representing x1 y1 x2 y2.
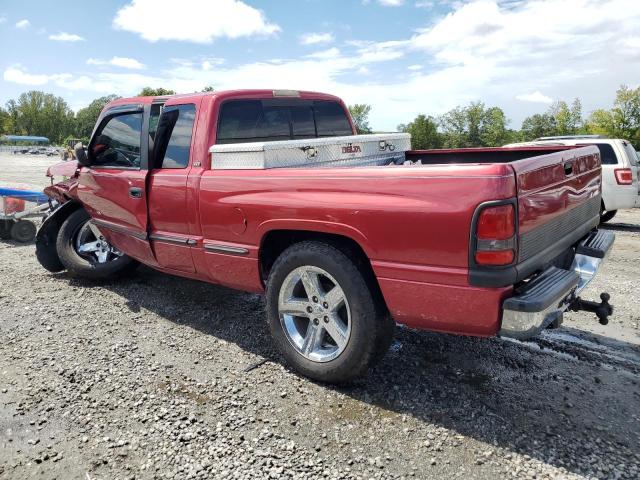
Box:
0 0 639 131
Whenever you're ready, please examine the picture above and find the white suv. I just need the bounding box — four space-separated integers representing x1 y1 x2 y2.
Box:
504 136 640 222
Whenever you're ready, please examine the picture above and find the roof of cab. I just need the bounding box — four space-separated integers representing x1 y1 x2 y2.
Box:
103 89 343 110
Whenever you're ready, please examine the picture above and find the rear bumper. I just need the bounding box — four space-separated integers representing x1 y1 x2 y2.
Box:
499 229 614 339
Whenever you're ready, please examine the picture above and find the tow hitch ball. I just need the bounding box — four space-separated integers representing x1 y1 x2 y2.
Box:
569 293 613 325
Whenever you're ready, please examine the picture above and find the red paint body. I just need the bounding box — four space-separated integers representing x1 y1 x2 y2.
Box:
56 90 601 337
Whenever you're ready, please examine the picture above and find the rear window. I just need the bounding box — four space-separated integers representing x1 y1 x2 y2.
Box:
622 141 638 167
314 101 353 137
594 143 618 165
216 99 352 144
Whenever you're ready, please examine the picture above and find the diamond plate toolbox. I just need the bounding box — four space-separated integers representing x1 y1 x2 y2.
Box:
208 133 411 169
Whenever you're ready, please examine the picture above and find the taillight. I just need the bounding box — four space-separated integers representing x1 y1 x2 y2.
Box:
614 168 633 185
474 203 516 266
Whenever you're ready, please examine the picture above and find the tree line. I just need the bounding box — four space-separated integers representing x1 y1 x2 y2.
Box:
0 87 207 145
1 85 638 149
350 85 640 150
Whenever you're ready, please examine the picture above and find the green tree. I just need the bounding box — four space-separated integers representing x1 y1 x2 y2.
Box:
586 85 640 147
520 113 557 140
202 85 215 92
138 87 176 96
550 99 582 135
398 114 442 149
439 102 509 147
75 95 120 140
348 104 372 134
5 91 75 144
0 107 11 135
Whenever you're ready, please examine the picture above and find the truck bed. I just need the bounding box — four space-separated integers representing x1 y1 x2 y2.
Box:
405 145 576 164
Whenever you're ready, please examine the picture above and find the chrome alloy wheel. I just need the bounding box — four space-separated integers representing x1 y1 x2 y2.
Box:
278 266 351 363
74 221 122 264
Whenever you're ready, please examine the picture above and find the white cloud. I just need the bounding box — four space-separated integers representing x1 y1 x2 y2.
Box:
3 67 48 85
49 32 85 42
516 91 553 104
306 47 341 60
408 64 422 70
379 0 404 6
113 0 280 43
414 1 434 7
0 16 7 24
87 57 145 70
15 19 30 29
299 32 334 46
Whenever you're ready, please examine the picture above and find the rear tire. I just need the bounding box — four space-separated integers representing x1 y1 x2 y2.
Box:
266 241 391 383
600 209 617 223
56 209 138 279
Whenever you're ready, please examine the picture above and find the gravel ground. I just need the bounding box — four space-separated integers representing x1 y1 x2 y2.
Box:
1 154 639 480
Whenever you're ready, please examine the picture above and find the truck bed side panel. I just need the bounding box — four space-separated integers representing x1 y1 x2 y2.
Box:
197 164 516 333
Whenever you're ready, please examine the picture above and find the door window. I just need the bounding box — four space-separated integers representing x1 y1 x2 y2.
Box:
90 112 142 168
153 104 196 169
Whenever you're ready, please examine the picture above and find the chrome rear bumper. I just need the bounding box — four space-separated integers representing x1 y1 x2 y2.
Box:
499 230 614 339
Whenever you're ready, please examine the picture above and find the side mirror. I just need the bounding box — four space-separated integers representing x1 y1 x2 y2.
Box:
74 142 89 167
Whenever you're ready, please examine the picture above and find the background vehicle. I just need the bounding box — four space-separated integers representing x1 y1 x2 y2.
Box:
35 90 614 383
504 135 640 222
60 138 83 160
0 187 50 242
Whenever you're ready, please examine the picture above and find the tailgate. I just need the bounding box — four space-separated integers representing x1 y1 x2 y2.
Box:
512 145 601 277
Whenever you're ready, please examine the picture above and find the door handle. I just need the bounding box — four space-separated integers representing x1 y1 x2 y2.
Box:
129 187 143 198
563 162 573 175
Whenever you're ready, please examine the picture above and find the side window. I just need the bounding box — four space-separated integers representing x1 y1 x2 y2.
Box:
149 103 163 141
90 112 142 168
314 101 352 137
153 104 196 169
594 143 618 165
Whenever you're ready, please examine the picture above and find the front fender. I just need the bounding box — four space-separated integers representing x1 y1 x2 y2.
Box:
35 201 81 272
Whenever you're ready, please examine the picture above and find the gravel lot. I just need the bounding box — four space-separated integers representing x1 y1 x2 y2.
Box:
1 154 639 480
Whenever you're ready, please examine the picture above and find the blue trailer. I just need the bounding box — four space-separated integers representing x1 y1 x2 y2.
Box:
0 187 51 242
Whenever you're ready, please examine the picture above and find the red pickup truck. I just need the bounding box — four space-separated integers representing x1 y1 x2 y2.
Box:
36 89 614 383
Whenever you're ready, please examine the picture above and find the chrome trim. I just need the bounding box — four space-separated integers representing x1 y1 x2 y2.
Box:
91 219 147 240
570 254 602 293
500 249 607 339
203 243 249 255
149 234 197 246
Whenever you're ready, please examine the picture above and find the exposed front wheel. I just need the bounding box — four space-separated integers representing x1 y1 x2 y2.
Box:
266 241 393 383
56 209 138 279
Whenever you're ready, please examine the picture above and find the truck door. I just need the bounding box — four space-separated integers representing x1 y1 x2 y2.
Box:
76 103 157 265
147 101 199 273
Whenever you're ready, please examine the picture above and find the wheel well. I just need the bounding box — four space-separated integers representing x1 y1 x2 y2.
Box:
35 200 83 272
259 230 387 310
